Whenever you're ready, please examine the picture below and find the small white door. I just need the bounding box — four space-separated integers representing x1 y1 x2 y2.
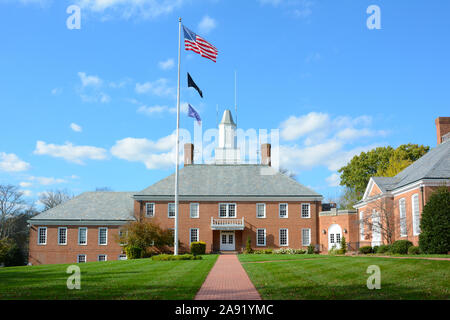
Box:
220 231 235 251
328 224 342 250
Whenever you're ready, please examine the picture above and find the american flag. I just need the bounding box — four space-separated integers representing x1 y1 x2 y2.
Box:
183 25 218 63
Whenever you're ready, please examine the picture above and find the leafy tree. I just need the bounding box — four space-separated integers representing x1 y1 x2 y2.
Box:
338 187 361 210
118 221 173 252
39 189 72 211
419 187 450 254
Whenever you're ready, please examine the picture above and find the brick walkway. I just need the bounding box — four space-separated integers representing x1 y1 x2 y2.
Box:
195 254 261 300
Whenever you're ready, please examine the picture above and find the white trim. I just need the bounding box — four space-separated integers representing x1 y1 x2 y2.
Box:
279 203 288 218
97 254 107 262
362 178 377 200
145 202 155 217
98 227 108 245
78 227 88 245
134 195 323 202
279 228 288 246
256 228 266 246
411 193 421 236
58 227 67 245
218 203 237 218
399 198 407 237
168 203 175 219
190 203 199 219
302 228 311 246
256 203 266 218
118 254 127 260
77 254 86 263
301 203 311 218
37 227 47 245
189 228 199 245
28 219 134 226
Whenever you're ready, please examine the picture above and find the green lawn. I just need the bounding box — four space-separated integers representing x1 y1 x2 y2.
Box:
0 255 218 300
239 254 450 300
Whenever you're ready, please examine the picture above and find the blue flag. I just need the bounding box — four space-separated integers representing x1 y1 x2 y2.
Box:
188 104 202 125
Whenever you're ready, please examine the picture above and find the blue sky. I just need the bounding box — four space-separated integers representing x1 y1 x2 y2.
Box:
0 0 449 205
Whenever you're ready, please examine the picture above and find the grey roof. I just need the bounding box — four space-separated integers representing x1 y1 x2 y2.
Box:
135 164 321 197
373 140 450 192
220 110 236 126
30 192 136 221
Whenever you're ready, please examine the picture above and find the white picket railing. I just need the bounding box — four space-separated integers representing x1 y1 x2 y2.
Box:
211 217 245 230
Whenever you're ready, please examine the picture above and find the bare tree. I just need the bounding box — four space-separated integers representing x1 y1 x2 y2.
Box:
39 189 72 211
0 185 26 239
95 187 113 192
279 167 297 180
359 197 398 245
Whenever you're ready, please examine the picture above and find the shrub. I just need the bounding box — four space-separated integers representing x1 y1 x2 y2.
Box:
293 249 306 254
254 249 264 254
244 237 253 254
264 248 273 254
152 254 202 261
419 187 450 254
336 248 346 255
190 241 206 256
408 246 420 255
119 221 173 250
307 244 315 254
125 246 143 259
340 236 347 254
376 244 391 254
391 240 413 254
359 246 373 254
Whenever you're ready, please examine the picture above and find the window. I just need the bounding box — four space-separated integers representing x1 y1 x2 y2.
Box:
399 198 407 237
78 227 87 245
279 203 288 218
302 228 311 246
359 211 365 240
58 227 67 245
77 254 86 263
330 233 335 244
301 203 310 218
118 254 127 261
256 203 266 218
190 203 199 218
145 203 155 217
279 228 288 246
190 228 199 244
38 227 47 245
98 227 108 245
98 255 107 262
257 229 266 246
336 233 341 244
168 203 175 218
218 203 236 218
412 194 421 236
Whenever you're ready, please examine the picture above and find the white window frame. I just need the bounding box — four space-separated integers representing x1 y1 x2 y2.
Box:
359 211 364 241
78 227 88 245
279 228 288 246
77 254 86 263
37 227 47 245
301 203 311 218
190 228 199 245
98 227 108 245
145 203 155 217
218 203 237 218
168 203 175 219
256 228 266 246
412 194 421 236
279 203 288 218
58 227 67 245
399 198 407 237
302 228 311 246
190 203 199 219
97 254 107 262
256 203 266 219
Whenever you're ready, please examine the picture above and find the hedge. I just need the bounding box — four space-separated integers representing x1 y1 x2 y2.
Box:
376 244 391 254
390 240 413 254
408 246 420 255
359 246 373 254
152 254 202 261
125 246 143 259
190 241 206 255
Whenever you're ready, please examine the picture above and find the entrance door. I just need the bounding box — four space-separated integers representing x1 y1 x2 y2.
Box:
220 231 235 251
328 224 342 250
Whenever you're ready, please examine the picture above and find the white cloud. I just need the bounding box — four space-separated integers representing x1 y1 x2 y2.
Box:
34 141 108 164
135 78 174 97
51 88 62 95
280 112 329 141
21 190 32 197
137 105 170 116
198 15 217 34
326 173 340 187
28 176 67 185
77 72 110 103
70 123 83 132
78 72 102 87
0 152 30 172
158 58 174 70
259 0 283 6
110 134 178 169
19 182 32 188
75 0 185 20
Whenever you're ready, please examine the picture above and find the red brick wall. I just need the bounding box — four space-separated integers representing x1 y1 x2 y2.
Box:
435 117 450 144
138 200 321 252
28 225 125 265
319 213 359 252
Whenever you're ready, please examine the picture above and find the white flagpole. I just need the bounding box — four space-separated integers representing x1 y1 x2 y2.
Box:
174 18 182 256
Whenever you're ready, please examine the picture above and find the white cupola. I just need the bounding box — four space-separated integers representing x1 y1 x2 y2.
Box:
215 110 241 164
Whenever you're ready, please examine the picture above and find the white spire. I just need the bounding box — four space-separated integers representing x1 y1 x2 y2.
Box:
215 110 241 164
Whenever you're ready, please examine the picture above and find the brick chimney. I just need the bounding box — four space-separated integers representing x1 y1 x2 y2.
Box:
184 143 194 165
435 117 450 144
261 143 271 166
